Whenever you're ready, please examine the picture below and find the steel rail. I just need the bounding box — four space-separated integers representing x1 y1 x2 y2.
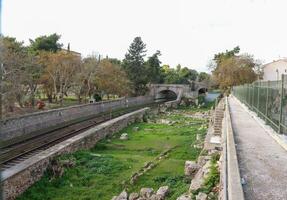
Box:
0 101 163 167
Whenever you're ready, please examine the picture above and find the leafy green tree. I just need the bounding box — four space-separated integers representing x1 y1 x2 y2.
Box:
188 69 198 81
198 72 210 82
29 33 63 53
145 50 163 83
161 65 179 84
213 46 240 65
162 64 198 84
178 67 198 83
211 46 258 90
108 58 121 65
122 37 148 96
176 64 182 72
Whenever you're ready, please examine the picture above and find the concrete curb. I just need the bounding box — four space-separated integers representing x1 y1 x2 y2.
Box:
224 97 245 200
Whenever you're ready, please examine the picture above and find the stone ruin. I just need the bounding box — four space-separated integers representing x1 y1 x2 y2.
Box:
112 186 169 200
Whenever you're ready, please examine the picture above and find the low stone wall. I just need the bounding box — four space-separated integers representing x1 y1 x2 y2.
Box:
2 108 150 200
164 99 181 108
0 96 154 144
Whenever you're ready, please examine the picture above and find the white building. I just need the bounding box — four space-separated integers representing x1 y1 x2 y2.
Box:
262 59 287 81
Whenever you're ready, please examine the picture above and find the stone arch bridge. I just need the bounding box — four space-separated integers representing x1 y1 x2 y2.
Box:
149 82 208 102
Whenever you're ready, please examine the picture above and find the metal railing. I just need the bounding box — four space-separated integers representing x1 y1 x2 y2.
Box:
233 74 287 135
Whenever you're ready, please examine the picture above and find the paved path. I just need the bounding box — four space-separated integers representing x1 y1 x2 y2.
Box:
229 96 287 200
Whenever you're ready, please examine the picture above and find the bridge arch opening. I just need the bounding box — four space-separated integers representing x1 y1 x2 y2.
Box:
156 90 177 101
198 88 208 95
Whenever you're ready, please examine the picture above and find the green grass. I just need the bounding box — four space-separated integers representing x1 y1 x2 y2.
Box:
18 106 210 200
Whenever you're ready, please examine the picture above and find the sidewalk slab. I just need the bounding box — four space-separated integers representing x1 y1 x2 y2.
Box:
229 96 287 200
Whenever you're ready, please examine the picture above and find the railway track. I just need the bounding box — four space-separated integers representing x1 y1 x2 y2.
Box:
0 101 164 170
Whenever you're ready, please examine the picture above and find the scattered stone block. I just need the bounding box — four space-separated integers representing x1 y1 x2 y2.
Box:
210 136 221 144
190 169 203 191
130 173 139 184
144 161 153 168
114 190 128 200
196 192 207 200
202 160 211 176
150 194 163 200
129 192 139 200
120 133 129 140
133 127 139 132
176 194 192 200
197 156 211 167
158 119 171 124
184 161 199 176
189 161 211 192
156 186 169 198
193 144 203 149
140 188 154 198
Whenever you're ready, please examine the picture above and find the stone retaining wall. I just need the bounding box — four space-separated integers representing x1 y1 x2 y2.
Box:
2 108 150 200
0 96 154 143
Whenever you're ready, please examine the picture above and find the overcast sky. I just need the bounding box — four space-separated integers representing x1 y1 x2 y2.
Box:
2 0 287 72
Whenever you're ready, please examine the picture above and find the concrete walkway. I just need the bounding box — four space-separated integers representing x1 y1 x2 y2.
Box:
229 96 287 200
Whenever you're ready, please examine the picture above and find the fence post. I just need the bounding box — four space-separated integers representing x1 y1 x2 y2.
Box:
252 83 254 110
265 81 269 123
245 84 248 104
279 75 284 134
257 82 260 115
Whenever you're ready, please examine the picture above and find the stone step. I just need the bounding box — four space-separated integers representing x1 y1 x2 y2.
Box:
214 118 223 120
215 110 224 112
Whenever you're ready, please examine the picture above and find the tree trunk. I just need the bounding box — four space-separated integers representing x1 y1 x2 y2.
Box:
78 94 82 104
48 94 53 103
30 86 37 108
16 94 23 108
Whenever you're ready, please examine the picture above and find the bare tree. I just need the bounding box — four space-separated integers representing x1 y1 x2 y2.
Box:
40 51 81 106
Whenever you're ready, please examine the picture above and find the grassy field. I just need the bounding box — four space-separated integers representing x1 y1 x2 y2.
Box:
18 105 211 200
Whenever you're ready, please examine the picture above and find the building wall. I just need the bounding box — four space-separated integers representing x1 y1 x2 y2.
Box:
263 60 287 81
